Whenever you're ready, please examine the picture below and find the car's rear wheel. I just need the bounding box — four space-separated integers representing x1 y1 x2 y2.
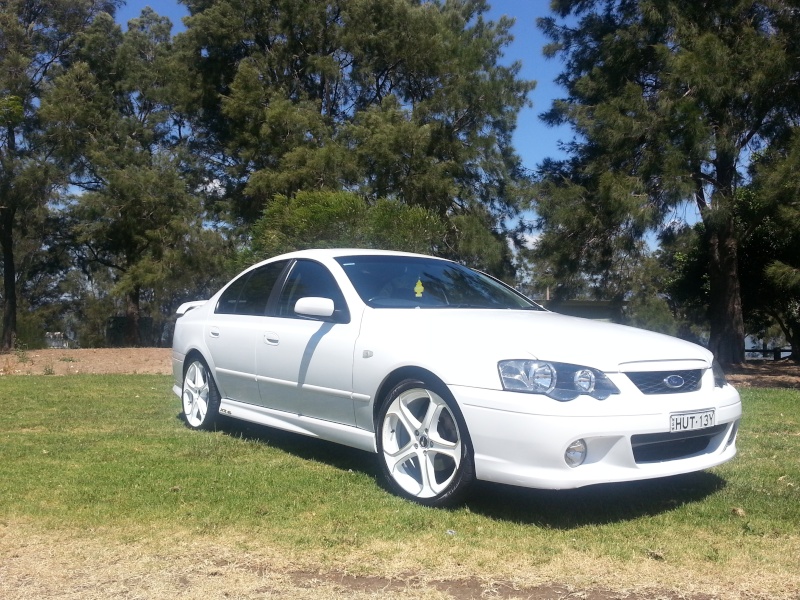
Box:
377 379 475 506
182 358 221 430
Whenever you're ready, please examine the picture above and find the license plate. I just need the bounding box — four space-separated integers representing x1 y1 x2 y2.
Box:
670 410 715 432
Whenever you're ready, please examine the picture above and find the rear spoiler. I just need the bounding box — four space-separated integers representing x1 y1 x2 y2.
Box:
176 300 207 316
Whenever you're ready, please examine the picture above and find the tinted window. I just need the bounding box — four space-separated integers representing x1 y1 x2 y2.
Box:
215 274 248 314
276 260 349 320
215 261 288 315
335 255 540 310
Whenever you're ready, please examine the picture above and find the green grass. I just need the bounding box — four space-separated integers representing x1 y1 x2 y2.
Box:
0 375 798 592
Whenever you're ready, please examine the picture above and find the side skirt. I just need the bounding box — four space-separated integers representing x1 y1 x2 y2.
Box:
218 398 378 454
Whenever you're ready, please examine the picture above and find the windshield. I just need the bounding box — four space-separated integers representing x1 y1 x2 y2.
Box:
336 255 542 310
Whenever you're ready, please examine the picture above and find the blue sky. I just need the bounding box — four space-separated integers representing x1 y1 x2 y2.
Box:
116 1 570 173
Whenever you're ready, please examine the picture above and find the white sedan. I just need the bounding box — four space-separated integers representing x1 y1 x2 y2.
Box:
172 249 741 506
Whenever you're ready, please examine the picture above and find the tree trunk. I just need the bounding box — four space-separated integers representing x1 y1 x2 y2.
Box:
125 286 141 346
706 214 745 367
782 311 800 363
0 205 17 351
1 120 18 352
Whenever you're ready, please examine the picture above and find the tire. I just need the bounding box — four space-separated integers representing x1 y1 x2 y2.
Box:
181 358 221 430
376 379 475 507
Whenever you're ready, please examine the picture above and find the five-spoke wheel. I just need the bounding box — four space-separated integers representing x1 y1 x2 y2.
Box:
182 358 220 430
377 379 474 506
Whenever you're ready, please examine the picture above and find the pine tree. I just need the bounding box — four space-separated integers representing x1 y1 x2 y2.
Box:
177 0 534 272
43 8 227 345
0 0 122 349
535 0 800 365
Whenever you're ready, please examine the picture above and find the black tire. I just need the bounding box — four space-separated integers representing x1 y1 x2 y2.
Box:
181 358 221 430
376 378 475 507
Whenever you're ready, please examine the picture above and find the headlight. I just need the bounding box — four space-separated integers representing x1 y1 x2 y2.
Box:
712 360 727 388
498 360 620 401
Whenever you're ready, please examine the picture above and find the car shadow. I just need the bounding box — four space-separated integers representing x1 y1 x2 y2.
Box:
181 413 383 479
464 472 727 527
178 413 726 526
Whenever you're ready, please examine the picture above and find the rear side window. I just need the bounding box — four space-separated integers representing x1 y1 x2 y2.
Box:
215 261 288 315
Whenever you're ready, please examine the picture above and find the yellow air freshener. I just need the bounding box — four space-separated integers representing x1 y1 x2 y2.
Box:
414 279 424 297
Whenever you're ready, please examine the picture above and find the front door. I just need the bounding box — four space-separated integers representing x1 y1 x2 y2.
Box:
256 259 359 426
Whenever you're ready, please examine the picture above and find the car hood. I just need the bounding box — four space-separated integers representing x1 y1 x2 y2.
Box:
363 308 712 374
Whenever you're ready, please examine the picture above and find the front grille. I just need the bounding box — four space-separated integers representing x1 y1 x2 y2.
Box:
631 424 726 463
625 369 703 394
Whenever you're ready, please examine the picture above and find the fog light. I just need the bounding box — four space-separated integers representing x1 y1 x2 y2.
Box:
565 439 587 468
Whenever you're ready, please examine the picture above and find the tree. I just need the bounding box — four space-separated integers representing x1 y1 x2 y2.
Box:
246 189 446 263
42 8 228 346
656 222 712 343
650 140 800 360
0 0 121 350
535 0 800 366
527 153 654 308
740 130 800 359
177 0 534 273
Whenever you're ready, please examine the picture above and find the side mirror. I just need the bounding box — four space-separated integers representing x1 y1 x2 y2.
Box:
294 297 335 318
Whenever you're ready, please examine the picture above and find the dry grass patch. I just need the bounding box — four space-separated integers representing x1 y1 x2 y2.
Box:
2 519 798 600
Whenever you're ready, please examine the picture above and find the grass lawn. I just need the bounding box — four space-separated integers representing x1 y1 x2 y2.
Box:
0 375 798 599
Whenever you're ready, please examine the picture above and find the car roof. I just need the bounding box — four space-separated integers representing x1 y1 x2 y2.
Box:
269 248 448 261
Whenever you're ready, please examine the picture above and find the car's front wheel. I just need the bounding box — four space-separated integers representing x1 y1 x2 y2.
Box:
377 379 475 506
181 358 221 430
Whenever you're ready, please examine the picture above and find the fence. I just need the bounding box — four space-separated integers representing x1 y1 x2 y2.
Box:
745 347 792 361
45 332 73 349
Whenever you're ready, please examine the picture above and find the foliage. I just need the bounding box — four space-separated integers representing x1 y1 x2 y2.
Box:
655 222 712 343
526 154 654 303
248 190 445 261
246 188 521 280
41 8 229 345
739 130 800 358
533 0 800 366
177 0 534 272
0 0 124 349
0 1 541 348
658 129 800 359
620 255 680 336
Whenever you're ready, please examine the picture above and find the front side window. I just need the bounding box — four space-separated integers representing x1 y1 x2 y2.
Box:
215 260 288 315
215 273 249 315
336 255 541 310
276 260 349 321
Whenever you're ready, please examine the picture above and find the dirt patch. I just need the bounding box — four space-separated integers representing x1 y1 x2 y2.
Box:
725 360 800 389
0 347 172 376
0 522 786 600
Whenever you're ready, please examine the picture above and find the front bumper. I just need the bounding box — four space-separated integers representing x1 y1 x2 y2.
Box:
451 381 741 490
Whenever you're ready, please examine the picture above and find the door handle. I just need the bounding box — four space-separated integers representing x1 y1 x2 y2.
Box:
209 327 220 338
264 332 279 345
